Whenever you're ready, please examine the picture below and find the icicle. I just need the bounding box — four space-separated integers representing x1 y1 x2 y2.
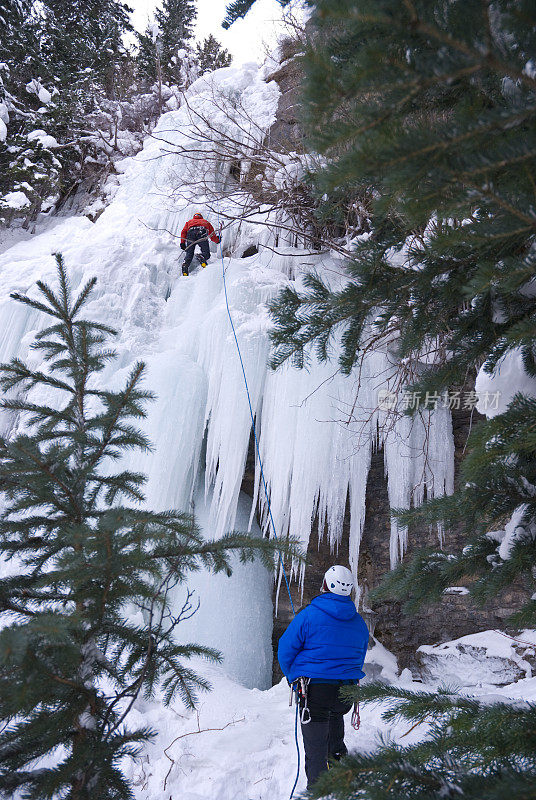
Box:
0 58 457 620
384 404 455 567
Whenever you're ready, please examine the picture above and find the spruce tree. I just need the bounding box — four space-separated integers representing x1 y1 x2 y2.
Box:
196 34 232 74
136 25 159 84
0 0 136 223
0 1 57 220
40 0 132 93
155 0 197 84
270 0 536 382
0 0 31 31
0 254 287 799
268 0 536 604
309 683 536 799
258 0 536 797
222 0 259 29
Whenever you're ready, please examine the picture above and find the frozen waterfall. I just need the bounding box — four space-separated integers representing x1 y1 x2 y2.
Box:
0 60 454 686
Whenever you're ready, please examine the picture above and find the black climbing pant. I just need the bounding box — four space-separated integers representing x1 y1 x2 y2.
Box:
183 233 210 273
300 683 353 789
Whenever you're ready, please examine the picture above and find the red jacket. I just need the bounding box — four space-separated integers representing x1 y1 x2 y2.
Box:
180 217 220 245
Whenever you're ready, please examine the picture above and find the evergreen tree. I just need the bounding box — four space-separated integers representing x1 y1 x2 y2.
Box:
222 0 259 29
268 0 536 607
40 0 133 94
309 683 536 799
0 0 31 31
136 24 159 84
260 0 536 797
0 254 289 798
0 0 135 223
155 0 196 84
270 0 536 381
0 1 57 220
196 34 232 74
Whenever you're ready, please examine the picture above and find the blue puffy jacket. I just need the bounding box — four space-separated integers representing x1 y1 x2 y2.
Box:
278 593 369 683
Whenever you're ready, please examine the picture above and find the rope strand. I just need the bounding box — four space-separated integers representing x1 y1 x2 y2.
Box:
215 214 300 799
216 216 296 616
290 699 301 799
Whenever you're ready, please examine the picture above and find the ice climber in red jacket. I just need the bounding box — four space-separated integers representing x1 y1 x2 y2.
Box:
180 213 221 276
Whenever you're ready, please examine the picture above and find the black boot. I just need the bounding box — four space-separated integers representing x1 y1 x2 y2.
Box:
328 742 347 763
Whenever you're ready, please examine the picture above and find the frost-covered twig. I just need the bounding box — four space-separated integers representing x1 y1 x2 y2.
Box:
162 710 245 790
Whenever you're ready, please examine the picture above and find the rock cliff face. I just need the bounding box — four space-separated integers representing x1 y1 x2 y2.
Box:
358 406 529 667
265 55 304 152
266 407 528 683
255 53 529 683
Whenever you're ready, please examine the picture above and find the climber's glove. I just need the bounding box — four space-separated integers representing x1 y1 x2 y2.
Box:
180 242 186 251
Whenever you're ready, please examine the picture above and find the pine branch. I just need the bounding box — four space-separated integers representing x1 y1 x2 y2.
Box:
0 256 304 797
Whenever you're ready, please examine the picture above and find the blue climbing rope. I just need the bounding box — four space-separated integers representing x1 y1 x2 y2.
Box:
216 213 301 800
290 699 301 799
216 216 296 616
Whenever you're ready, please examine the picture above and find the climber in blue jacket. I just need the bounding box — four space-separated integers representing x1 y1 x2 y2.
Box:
278 565 369 789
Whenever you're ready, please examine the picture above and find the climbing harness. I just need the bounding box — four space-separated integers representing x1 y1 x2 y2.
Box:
290 676 360 729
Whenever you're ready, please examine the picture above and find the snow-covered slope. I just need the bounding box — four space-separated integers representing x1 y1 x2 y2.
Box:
122 638 536 800
0 60 453 684
122 663 424 799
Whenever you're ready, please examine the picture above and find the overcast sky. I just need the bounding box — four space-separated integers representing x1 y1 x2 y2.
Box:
129 0 289 65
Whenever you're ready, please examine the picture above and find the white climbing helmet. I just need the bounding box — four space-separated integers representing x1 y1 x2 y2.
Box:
323 565 355 596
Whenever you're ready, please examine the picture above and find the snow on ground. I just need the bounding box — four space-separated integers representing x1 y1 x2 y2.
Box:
417 629 536 687
125 663 423 800
125 632 536 800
